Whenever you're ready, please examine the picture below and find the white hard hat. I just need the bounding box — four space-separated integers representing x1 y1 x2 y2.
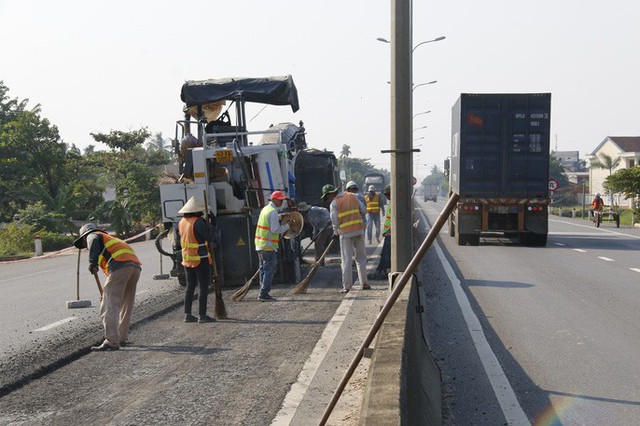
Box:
346 181 358 190
368 185 376 191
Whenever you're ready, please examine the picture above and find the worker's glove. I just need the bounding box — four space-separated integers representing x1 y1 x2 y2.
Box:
89 265 99 275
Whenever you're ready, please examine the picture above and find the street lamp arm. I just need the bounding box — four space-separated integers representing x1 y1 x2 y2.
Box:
412 36 446 53
412 80 437 92
412 110 431 119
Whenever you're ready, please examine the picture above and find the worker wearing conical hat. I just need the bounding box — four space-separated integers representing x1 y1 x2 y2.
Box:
73 223 142 351
178 196 215 323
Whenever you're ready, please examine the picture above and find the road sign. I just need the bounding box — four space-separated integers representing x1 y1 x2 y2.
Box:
548 179 559 191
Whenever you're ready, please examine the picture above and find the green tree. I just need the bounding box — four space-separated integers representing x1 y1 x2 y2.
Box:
605 166 640 202
90 127 150 152
591 153 621 205
1 105 68 220
340 144 351 159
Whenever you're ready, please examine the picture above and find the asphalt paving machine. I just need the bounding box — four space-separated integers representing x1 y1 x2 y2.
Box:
157 76 340 287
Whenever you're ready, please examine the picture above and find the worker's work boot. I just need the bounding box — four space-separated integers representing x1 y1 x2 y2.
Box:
198 315 215 323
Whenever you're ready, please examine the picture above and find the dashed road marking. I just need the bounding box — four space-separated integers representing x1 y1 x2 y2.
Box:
598 256 615 262
34 317 77 332
631 268 640 273
574 249 587 253
554 242 566 246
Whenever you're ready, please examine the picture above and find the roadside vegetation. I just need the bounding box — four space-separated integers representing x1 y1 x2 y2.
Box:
0 81 172 257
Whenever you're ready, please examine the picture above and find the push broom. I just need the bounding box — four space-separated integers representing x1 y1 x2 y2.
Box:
203 190 227 319
292 235 338 294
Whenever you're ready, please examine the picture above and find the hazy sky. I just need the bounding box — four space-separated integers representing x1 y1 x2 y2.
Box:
2 1 639 182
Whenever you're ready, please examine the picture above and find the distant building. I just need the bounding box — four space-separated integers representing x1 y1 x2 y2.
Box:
586 136 640 207
552 150 580 172
551 150 587 185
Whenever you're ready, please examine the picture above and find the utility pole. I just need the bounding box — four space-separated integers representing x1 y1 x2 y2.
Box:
390 0 413 274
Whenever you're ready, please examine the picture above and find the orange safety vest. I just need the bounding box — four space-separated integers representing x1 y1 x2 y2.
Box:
178 216 212 267
336 192 365 234
96 232 141 276
365 192 380 213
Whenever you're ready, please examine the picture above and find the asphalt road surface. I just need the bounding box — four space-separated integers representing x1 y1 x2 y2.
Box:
0 237 387 425
418 198 640 425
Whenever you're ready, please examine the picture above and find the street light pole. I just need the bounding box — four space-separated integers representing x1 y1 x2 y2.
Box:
390 0 413 275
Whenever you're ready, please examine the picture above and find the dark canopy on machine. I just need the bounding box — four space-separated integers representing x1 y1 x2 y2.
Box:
180 75 299 112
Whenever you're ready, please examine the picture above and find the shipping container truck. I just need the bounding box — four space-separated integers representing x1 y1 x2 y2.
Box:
447 93 551 246
423 183 439 202
364 172 385 193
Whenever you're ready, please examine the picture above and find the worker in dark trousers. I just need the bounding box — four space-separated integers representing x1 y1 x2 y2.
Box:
178 196 215 323
296 202 333 266
74 223 142 351
369 185 391 280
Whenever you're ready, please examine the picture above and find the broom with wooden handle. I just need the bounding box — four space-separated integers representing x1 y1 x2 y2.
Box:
231 267 260 301
203 190 227 319
300 223 332 257
232 214 297 301
292 235 338 294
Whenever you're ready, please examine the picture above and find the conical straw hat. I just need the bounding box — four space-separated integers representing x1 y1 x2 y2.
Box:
178 196 206 214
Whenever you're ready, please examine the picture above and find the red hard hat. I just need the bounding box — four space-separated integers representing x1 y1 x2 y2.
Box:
270 191 288 201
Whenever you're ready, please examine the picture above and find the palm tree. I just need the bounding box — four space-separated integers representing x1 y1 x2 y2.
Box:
591 153 621 206
340 144 351 159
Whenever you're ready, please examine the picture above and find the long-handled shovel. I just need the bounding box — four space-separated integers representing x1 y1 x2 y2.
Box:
92 271 104 301
292 235 338 294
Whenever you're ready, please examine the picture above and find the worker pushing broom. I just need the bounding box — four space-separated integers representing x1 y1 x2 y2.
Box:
232 191 302 301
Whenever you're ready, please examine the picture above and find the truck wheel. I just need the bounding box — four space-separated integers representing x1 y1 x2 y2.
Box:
468 235 480 246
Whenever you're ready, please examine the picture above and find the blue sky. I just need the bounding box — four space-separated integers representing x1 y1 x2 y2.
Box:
1 0 639 182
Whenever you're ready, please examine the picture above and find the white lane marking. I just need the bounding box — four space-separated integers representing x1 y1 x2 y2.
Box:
549 219 640 239
0 267 67 284
272 294 356 425
631 268 640 273
434 241 530 425
34 317 77 332
574 249 587 253
554 242 566 246
598 257 615 262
